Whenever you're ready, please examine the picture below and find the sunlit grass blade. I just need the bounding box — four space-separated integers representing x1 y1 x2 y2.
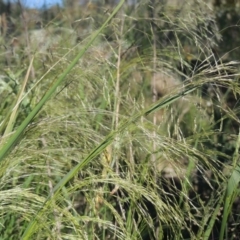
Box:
1 57 34 144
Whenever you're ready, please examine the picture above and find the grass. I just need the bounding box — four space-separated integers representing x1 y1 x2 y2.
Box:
0 0 240 239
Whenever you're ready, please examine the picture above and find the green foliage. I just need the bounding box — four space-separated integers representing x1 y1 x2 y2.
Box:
0 0 239 239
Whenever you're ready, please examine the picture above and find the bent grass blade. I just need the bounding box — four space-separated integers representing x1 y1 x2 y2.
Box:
220 129 240 240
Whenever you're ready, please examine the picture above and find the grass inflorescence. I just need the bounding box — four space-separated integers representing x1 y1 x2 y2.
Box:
0 0 240 239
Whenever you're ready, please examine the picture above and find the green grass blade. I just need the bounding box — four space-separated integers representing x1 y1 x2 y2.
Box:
2 57 34 141
0 0 126 162
220 129 240 240
201 189 224 239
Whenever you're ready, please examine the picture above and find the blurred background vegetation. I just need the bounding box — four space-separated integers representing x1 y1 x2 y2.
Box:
0 0 240 239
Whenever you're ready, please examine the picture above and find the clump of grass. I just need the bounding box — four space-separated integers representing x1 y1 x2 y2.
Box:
0 1 240 240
